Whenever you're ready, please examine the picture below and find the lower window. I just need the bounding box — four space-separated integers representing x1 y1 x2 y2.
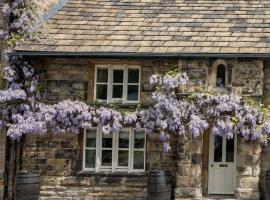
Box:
83 128 146 172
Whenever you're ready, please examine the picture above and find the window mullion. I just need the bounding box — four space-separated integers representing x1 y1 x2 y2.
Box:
112 132 117 172
108 66 112 103
123 66 128 103
96 128 101 172
129 128 134 173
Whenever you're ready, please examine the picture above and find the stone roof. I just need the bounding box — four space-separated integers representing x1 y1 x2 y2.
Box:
17 0 270 54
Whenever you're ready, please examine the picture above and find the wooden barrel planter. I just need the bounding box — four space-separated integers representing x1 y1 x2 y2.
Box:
265 169 270 200
15 171 40 200
147 170 172 200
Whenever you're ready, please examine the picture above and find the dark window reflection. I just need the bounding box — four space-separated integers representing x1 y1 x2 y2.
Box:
112 85 123 98
226 137 234 162
97 69 108 82
102 134 112 148
128 69 139 83
133 151 144 169
113 70 124 83
127 85 139 101
216 65 226 87
102 150 112 166
214 135 223 162
118 150 129 166
134 131 145 149
85 150 96 168
96 84 107 100
86 130 96 147
119 132 129 148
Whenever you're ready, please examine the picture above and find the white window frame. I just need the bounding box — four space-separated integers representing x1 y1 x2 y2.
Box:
83 128 146 173
94 64 141 103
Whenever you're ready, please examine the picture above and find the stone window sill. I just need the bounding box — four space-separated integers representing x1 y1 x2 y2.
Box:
77 171 147 177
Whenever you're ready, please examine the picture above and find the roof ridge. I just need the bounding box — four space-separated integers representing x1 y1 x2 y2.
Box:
43 0 69 22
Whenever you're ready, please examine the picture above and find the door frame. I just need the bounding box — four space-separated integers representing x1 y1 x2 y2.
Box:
208 133 237 195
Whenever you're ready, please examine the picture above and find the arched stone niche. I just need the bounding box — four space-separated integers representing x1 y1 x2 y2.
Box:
209 59 231 91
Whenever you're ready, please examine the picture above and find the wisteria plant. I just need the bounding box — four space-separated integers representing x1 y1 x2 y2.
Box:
1 0 270 152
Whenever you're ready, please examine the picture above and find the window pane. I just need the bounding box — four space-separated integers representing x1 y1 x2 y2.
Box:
214 135 223 162
127 85 139 101
112 85 123 98
119 132 129 148
102 150 112 166
97 68 108 83
96 84 107 100
133 151 144 169
113 69 124 83
86 130 96 148
85 149 96 168
226 137 234 162
102 134 112 148
128 69 139 83
134 131 145 149
118 150 129 166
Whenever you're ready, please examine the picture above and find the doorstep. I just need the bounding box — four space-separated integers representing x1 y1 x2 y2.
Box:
202 195 237 200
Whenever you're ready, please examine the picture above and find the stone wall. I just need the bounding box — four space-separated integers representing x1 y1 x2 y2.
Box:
0 1 8 199
22 57 266 199
175 136 203 199
22 58 179 200
235 138 261 199
261 60 270 199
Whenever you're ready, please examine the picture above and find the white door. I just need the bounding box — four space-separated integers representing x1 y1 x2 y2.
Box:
208 134 237 194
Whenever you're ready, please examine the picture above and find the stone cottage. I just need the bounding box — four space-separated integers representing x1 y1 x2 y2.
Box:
6 0 270 199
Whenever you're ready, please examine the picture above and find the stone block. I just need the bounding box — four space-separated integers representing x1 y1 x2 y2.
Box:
235 188 259 200
191 153 201 164
61 177 92 186
61 141 74 148
237 166 252 176
174 187 202 198
55 149 76 159
176 175 201 188
237 177 259 189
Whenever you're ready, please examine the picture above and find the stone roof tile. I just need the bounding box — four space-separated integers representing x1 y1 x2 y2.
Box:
16 0 270 54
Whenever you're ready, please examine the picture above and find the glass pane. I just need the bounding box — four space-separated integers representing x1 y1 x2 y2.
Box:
113 69 124 83
85 149 96 168
128 69 139 83
226 137 234 162
127 85 139 101
97 68 108 83
96 84 107 100
102 134 112 148
134 131 145 149
118 150 129 166
112 85 123 98
133 151 144 169
214 135 223 162
119 132 129 148
86 130 96 147
102 150 112 166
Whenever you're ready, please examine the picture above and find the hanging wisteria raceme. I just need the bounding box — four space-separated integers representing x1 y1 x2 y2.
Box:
2 67 270 151
2 0 50 45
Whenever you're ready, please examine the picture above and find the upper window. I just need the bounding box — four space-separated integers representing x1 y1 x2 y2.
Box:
83 128 146 172
95 65 140 103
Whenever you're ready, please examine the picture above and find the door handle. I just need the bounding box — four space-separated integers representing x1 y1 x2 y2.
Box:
211 164 214 167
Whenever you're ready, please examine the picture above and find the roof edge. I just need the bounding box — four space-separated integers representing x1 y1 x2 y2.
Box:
10 51 270 59
43 0 69 21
